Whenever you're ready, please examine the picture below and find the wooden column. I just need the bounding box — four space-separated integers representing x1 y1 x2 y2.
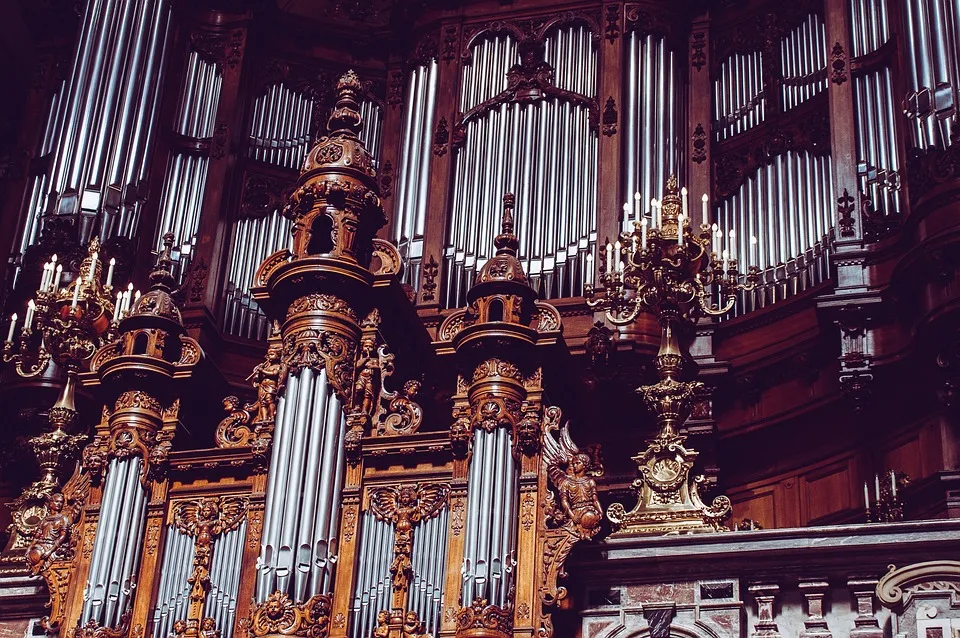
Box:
418 21 461 309
439 390 470 638
329 463 364 638
184 7 255 317
686 13 712 219
378 58 406 250
233 472 267 631
129 480 171 635
595 1 625 285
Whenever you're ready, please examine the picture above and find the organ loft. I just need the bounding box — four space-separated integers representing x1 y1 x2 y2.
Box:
1 0 960 637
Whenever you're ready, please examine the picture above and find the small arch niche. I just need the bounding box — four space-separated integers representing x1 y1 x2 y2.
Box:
307 212 335 255
487 297 505 322
132 332 149 355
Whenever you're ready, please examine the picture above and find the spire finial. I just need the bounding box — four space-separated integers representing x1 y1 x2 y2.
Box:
326 70 363 135
493 192 519 255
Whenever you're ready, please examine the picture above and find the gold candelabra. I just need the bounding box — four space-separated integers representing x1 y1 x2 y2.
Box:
1 237 135 555
864 470 909 523
587 176 758 535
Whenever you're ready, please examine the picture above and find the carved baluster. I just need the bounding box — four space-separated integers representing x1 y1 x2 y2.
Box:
748 583 781 638
798 579 832 638
848 579 883 638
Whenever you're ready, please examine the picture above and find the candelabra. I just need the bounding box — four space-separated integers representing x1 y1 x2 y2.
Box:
864 471 909 523
588 175 758 535
1 237 133 555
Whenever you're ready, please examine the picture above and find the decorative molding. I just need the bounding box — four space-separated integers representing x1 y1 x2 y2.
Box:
433 117 450 156
830 42 847 85
602 97 618 136
421 255 439 302
605 5 620 43
690 31 707 71
692 123 707 164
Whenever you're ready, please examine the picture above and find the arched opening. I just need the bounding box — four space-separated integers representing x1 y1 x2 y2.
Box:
488 297 504 322
307 211 335 255
133 332 149 355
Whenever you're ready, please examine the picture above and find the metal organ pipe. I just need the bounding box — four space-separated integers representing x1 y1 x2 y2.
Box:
903 0 960 148
445 27 597 308
151 528 197 638
624 31 684 234
713 49 764 141
716 151 834 318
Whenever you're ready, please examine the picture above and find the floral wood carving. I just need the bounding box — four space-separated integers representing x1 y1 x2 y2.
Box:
379 161 393 198
433 118 450 156
602 97 618 136
692 123 707 164
442 26 460 61
605 5 620 43
73 612 130 638
421 255 439 303
830 42 847 85
837 189 856 237
540 406 604 608
388 70 404 106
691 31 706 71
370 483 449 593
456 599 513 635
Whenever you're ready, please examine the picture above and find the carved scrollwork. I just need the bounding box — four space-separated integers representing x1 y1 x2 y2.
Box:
472 358 522 382
246 592 332 638
287 294 359 322
254 249 292 289
533 301 561 333
282 328 356 400
370 238 403 277
455 599 513 637
73 613 131 638
438 309 473 342
876 560 960 609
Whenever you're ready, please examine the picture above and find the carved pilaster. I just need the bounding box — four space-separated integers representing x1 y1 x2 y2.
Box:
848 579 883 638
748 583 781 638
798 580 832 638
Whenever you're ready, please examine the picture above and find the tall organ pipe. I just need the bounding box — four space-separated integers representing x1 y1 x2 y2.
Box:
713 49 764 141
779 14 827 111
446 27 597 308
151 528 196 638
902 0 960 148
256 368 346 603
82 457 149 627
203 522 247 638
623 31 684 232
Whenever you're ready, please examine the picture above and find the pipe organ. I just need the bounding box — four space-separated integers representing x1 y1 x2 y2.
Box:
9 5 960 638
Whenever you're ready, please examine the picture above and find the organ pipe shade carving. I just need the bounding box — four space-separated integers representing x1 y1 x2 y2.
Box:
446 27 598 308
849 0 901 216
460 428 519 607
154 51 223 278
716 151 834 318
256 367 346 603
395 61 439 292
248 84 316 170
350 513 395 638
151 527 197 638
779 14 827 112
82 457 150 627
13 0 172 271
623 31 685 231
902 0 960 149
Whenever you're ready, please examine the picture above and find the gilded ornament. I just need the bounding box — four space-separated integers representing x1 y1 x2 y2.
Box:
246 591 332 638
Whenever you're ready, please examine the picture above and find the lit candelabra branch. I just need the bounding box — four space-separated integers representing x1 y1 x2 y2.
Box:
2 238 134 379
586 175 760 327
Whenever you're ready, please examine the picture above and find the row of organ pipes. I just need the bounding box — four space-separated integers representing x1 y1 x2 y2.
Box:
444 25 599 307
82 457 149 628
256 367 346 603
14 0 171 282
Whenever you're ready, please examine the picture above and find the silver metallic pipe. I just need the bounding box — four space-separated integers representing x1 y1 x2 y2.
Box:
297 374 328 600
321 395 345 595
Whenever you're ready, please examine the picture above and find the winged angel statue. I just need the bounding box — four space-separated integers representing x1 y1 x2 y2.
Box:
370 483 449 591
174 496 248 603
26 469 91 574
542 406 603 538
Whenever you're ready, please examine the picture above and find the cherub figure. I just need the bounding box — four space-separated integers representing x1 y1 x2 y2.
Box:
369 483 449 592
372 610 390 638
352 337 382 418
542 406 603 539
174 496 247 602
402 612 430 638
26 472 90 574
247 344 285 423
199 617 219 638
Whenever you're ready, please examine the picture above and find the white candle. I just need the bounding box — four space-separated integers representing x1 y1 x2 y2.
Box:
88 252 98 282
70 283 80 309
890 470 897 498
677 214 684 245
114 291 122 322
615 240 621 261
874 474 880 499
701 193 709 227
53 264 62 291
25 300 35 328
134 290 141 305
622 203 630 227
641 218 648 250
750 235 758 267
681 187 688 220
728 230 736 264
863 482 870 507
722 249 729 273
6 313 16 342
605 242 613 273
715 229 723 257
654 199 662 229
633 192 641 223
106 258 115 288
